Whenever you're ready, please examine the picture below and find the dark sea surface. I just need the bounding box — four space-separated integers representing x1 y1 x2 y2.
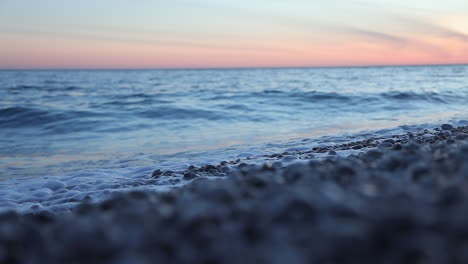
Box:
1 65 468 180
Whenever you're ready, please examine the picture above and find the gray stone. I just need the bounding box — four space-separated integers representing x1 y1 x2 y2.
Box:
441 124 454 130
378 142 393 149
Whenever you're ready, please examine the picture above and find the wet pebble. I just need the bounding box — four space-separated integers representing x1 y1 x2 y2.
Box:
183 171 198 180
441 124 453 130
378 142 393 149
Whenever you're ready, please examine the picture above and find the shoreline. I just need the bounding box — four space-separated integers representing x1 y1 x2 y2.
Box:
1 123 468 263
2 120 466 214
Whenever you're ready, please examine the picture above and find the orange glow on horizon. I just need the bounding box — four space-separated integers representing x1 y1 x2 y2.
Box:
1 30 468 69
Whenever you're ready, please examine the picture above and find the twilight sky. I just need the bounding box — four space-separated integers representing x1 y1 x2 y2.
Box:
1 0 467 69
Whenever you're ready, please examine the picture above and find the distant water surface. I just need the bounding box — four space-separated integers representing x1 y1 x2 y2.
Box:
1 65 468 179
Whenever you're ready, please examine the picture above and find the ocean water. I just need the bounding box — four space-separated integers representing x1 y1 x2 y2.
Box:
1 65 468 211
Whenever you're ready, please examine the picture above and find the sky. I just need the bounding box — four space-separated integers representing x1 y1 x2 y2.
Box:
0 0 468 69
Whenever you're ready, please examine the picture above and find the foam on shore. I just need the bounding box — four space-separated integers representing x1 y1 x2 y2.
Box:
1 122 467 214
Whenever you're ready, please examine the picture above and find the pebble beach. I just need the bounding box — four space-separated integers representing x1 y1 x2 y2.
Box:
2 1 468 263
2 123 468 264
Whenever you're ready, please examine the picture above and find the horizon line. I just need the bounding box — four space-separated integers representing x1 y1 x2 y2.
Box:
0 62 467 71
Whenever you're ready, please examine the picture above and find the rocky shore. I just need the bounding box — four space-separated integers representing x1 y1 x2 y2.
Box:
1 124 468 264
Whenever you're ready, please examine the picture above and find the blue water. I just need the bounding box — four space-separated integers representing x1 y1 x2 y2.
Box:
1 65 468 179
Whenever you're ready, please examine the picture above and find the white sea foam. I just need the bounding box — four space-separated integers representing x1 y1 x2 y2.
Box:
0 136 314 213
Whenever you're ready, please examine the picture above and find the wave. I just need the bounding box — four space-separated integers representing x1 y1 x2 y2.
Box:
379 91 459 103
262 90 284 94
3 89 463 131
208 89 467 105
7 85 82 93
218 104 253 111
102 98 171 107
293 91 351 102
288 90 466 104
205 90 352 101
0 106 56 127
137 106 274 122
137 106 227 120
0 106 102 131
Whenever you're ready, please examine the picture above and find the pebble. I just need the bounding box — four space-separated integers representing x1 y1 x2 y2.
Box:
31 188 53 198
183 171 198 180
441 124 453 130
43 180 66 191
366 149 383 159
378 142 393 149
162 170 174 176
382 139 395 144
272 161 283 168
281 155 297 162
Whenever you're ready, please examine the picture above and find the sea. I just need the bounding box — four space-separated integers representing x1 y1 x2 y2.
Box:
1 65 468 212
